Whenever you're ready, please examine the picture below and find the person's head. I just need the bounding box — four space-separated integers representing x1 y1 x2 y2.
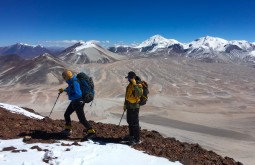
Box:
125 71 136 82
62 70 73 80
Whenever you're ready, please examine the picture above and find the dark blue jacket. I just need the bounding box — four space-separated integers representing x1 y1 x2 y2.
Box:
65 76 82 100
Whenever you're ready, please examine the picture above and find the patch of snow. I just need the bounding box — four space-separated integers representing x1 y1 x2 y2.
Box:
0 103 44 119
248 50 255 57
229 40 252 50
0 139 182 165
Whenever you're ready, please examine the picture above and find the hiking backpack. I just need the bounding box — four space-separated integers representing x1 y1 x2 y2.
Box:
76 72 95 103
138 80 149 106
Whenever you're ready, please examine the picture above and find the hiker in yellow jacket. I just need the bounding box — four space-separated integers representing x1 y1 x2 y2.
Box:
123 71 143 145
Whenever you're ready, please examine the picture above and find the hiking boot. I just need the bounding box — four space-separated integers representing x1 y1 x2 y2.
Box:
128 137 140 146
61 124 72 136
82 129 96 140
60 129 72 136
87 129 96 134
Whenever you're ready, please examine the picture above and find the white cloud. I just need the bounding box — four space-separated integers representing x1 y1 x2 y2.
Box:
102 40 110 43
113 41 139 47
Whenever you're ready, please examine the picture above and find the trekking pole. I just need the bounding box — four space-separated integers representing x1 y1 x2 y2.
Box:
118 110 126 126
48 92 61 118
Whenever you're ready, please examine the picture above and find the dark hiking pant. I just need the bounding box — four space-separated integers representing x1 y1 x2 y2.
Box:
64 99 91 130
126 108 140 141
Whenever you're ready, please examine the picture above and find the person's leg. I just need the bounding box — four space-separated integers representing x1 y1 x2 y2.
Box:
64 101 75 126
75 102 92 130
61 102 75 135
126 108 134 137
130 108 140 142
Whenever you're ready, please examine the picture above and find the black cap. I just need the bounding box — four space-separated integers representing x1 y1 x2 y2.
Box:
125 71 136 78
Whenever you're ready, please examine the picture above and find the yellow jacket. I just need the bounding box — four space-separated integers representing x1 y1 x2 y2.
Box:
125 83 143 106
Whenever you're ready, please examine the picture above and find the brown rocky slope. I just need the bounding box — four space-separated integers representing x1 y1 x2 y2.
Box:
0 107 242 165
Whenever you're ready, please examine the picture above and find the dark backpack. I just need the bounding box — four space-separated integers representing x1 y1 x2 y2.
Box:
76 72 95 103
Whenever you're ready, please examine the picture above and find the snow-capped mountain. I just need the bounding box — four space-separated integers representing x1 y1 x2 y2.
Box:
109 35 183 54
187 36 228 52
0 53 68 86
58 41 126 64
186 36 254 54
135 35 181 51
0 43 52 59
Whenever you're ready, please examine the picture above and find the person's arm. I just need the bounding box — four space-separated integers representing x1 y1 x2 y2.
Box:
73 81 82 97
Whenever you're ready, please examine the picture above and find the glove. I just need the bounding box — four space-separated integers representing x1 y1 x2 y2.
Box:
130 78 136 85
123 105 126 112
58 88 64 93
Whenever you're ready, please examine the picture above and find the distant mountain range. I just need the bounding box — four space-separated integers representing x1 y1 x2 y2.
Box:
109 35 255 53
1 35 255 64
1 35 255 86
108 35 255 64
0 43 52 59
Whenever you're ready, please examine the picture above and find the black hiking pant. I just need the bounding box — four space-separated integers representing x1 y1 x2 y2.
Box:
126 108 140 141
64 98 91 130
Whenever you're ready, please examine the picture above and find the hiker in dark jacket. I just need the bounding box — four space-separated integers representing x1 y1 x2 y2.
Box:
123 71 143 145
59 70 96 136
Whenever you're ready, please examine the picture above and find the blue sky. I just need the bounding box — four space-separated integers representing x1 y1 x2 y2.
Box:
0 0 254 47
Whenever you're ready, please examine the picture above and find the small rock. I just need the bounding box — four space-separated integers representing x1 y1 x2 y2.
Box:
72 142 81 146
2 146 16 151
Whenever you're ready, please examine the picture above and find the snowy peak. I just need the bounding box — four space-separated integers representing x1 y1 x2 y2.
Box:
188 36 228 51
74 40 99 51
136 35 179 48
59 41 125 64
14 43 43 48
187 36 255 53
